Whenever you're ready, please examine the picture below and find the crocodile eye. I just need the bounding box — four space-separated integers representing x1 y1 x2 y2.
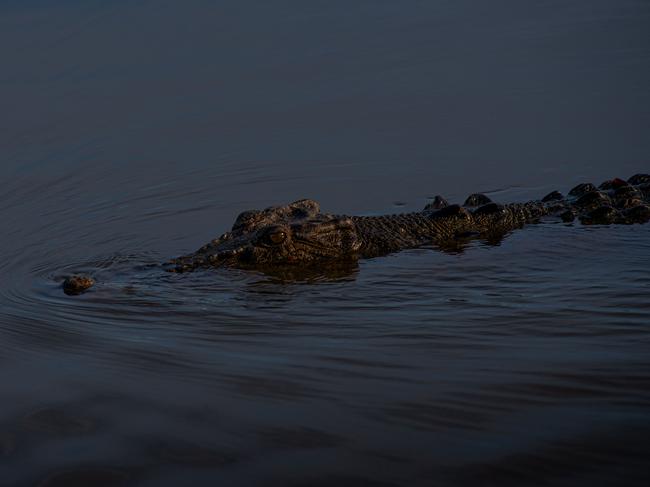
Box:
266 229 287 245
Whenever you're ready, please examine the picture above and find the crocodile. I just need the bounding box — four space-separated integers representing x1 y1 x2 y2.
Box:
63 174 650 295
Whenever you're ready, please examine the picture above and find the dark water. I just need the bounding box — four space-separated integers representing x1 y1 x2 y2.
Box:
2 1 650 485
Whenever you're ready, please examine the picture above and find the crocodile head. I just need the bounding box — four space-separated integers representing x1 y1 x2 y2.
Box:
170 199 362 271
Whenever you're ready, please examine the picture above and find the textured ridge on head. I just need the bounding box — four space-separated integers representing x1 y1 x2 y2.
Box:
232 199 321 234
171 199 361 270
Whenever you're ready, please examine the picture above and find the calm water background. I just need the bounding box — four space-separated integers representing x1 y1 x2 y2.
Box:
1 1 650 485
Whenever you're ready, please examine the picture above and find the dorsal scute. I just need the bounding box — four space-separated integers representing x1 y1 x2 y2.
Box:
464 193 492 207
423 195 449 212
628 174 650 185
599 178 628 190
568 182 597 197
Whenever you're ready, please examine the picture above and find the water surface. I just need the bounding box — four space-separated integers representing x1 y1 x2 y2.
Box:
1 1 650 485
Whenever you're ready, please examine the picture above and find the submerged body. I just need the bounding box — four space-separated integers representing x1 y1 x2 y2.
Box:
64 174 650 294
169 174 650 269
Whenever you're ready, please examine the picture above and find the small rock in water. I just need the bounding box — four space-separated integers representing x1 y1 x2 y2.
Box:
62 275 95 295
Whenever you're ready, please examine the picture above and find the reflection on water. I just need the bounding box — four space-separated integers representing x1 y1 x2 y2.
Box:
2 0 650 486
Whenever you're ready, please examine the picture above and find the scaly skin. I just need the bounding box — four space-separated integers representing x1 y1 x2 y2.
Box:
63 174 650 294
351 201 548 257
